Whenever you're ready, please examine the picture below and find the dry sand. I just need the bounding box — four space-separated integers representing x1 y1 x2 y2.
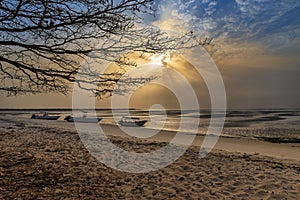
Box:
0 116 299 199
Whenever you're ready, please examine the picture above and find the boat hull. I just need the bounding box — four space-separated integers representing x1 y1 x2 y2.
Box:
118 120 147 127
64 116 102 123
31 115 60 120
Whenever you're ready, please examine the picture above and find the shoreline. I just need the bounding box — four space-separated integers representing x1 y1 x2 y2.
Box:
103 124 300 161
0 116 300 199
1 115 300 162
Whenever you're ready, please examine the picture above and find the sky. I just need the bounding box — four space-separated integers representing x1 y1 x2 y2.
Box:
1 0 300 109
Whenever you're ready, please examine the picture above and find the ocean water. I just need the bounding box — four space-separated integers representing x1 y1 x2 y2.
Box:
1 109 299 140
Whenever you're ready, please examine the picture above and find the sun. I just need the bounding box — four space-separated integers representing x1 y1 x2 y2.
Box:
150 53 170 65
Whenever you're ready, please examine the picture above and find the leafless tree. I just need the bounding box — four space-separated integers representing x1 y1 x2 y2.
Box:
0 0 210 97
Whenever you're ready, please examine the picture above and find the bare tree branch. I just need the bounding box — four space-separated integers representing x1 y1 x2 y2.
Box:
0 0 210 96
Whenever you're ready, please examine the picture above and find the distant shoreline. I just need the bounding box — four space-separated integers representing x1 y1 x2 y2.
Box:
0 107 299 111
1 115 299 161
0 108 136 111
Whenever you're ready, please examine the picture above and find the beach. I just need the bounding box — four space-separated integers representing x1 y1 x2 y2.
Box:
0 115 300 199
1 0 300 199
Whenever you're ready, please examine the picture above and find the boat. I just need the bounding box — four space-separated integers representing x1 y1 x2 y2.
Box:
118 116 147 127
31 112 60 120
64 114 102 123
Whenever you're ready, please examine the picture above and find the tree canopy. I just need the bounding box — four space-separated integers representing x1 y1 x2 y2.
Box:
0 0 209 96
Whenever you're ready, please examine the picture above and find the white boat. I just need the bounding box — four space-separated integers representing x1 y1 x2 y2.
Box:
64 114 102 123
31 112 60 120
118 116 147 127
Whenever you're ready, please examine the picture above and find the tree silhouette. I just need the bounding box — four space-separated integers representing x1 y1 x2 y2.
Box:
0 0 210 96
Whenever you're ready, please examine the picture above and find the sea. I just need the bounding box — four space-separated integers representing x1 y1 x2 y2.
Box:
0 108 299 141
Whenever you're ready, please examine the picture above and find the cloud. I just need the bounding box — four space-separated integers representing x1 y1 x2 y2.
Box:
219 49 300 108
152 0 300 50
147 1 300 108
204 1 217 16
178 0 196 10
152 6 197 33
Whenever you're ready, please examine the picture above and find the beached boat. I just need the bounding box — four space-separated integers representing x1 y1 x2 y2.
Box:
64 114 102 123
118 116 147 127
31 112 60 120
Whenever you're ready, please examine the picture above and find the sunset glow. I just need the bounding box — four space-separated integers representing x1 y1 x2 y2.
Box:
1 0 300 199
1 0 299 109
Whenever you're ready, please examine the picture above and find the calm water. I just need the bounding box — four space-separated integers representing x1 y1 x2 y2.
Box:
1 109 300 139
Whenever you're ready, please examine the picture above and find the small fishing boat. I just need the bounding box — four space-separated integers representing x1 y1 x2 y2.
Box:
118 116 147 127
64 114 102 123
31 112 60 120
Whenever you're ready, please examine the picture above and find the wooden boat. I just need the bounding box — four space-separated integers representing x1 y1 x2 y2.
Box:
31 112 60 120
64 114 102 123
118 116 147 127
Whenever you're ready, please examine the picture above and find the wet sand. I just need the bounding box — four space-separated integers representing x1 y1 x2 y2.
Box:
0 116 299 199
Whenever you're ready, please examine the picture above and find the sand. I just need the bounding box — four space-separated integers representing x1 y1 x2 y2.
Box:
0 116 299 199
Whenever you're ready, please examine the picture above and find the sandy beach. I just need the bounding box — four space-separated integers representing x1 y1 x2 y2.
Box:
0 116 299 199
